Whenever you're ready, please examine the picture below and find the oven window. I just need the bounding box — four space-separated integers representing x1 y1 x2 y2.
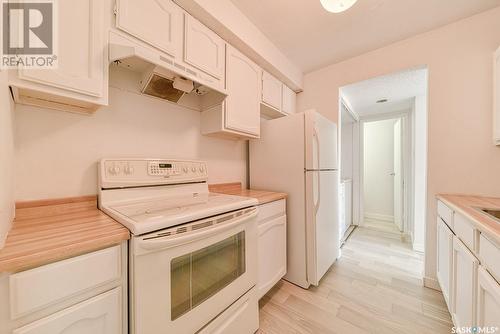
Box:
170 231 246 320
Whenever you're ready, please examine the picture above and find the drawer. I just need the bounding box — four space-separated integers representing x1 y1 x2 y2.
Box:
257 199 286 225
10 246 121 319
454 213 476 252
479 234 500 281
13 288 121 334
437 200 454 228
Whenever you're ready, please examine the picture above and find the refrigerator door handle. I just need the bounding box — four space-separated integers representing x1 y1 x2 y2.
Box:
315 171 321 214
313 125 320 170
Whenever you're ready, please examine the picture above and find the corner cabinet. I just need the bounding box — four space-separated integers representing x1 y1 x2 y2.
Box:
494 47 500 145
9 0 108 113
201 45 261 139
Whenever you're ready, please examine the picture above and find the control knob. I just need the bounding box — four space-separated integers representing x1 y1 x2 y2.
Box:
183 166 188 173
108 165 120 175
124 165 134 175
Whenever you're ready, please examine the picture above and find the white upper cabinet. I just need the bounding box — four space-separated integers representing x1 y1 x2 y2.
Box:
494 47 500 145
224 45 261 137
282 84 296 115
261 71 282 110
116 0 181 58
184 13 225 79
10 0 108 113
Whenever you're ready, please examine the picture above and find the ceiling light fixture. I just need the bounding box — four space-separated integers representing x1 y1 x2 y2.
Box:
320 0 358 13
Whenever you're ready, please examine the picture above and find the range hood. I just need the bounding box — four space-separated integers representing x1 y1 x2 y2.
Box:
109 31 227 110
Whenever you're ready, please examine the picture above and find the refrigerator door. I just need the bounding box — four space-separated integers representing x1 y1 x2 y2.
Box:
305 110 338 170
305 170 339 286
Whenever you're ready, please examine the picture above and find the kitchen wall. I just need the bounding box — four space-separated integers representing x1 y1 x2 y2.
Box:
298 6 500 283
0 70 15 248
14 67 247 201
363 119 395 220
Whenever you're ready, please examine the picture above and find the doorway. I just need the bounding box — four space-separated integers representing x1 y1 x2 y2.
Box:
362 117 405 234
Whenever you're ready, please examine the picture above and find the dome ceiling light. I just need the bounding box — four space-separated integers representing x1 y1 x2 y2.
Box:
320 0 358 13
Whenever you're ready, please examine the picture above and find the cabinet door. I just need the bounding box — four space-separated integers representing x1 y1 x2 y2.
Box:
437 218 453 309
225 45 261 136
257 215 286 299
261 71 282 110
13 288 121 334
282 85 296 115
452 237 479 328
116 0 180 57
477 266 500 328
494 47 500 145
18 0 105 97
184 14 225 79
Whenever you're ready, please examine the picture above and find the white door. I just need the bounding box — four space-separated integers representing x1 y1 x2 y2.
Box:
437 218 453 309
305 111 338 170
452 236 479 328
13 288 121 334
183 14 225 79
305 170 339 286
224 45 261 137
116 0 180 57
393 118 403 231
18 0 105 97
477 266 500 328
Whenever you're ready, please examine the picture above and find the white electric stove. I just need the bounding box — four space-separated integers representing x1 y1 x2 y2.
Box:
98 158 260 334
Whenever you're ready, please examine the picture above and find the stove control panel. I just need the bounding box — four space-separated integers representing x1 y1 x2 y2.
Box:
99 158 208 189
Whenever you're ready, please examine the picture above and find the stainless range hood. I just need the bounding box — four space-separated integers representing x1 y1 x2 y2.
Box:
109 31 227 110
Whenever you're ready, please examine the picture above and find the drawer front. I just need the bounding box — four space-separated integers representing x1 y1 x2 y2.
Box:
257 199 286 225
437 200 454 228
479 234 500 281
454 213 476 252
10 246 121 319
13 288 122 334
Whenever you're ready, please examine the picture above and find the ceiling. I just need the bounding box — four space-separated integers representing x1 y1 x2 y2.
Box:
230 0 500 72
340 67 427 116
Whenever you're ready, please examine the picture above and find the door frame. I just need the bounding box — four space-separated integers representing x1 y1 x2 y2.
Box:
358 110 413 236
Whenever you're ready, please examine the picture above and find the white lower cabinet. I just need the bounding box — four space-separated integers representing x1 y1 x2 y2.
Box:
0 243 127 334
477 266 500 329
451 236 479 328
257 199 287 299
437 217 453 309
13 288 121 334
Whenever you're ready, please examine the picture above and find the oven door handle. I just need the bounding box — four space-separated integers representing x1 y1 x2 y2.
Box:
136 207 258 252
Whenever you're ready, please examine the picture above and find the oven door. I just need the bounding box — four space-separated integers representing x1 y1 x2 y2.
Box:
130 207 258 334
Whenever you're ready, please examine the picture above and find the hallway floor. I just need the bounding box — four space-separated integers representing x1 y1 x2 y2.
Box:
257 220 453 334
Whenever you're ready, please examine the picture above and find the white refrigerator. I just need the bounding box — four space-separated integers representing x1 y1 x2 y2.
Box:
250 110 339 289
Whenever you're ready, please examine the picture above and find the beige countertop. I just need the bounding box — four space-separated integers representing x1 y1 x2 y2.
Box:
209 182 287 205
0 196 130 273
437 194 500 244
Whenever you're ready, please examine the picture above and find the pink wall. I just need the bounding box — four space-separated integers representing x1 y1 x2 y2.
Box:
298 6 500 282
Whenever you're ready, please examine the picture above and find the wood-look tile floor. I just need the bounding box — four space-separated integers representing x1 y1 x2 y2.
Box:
257 220 453 334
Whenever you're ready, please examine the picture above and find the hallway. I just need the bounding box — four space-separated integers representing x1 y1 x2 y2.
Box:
258 221 453 333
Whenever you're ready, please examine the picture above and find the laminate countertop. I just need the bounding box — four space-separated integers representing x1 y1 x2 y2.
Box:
437 194 500 245
0 196 130 273
209 183 287 205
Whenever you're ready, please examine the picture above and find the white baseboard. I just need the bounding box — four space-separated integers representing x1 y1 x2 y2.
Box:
423 277 441 291
364 212 394 222
413 242 425 253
